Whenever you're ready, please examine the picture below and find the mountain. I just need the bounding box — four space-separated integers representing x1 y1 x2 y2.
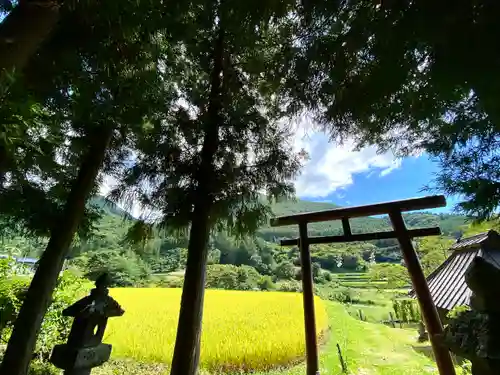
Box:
89 196 133 219
257 198 467 241
93 195 467 239
88 195 467 266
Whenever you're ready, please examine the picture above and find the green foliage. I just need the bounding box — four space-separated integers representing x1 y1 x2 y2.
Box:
332 289 358 304
0 270 88 358
461 219 500 237
416 236 454 276
157 277 184 289
109 1 306 243
36 271 88 357
277 281 302 293
323 272 333 282
140 247 189 275
312 262 321 278
430 141 500 220
78 250 151 287
443 309 488 361
259 200 466 241
205 264 262 291
1 195 473 299
316 286 378 306
0 276 29 340
275 261 295 280
392 299 421 323
447 305 471 320
459 360 472 375
27 360 59 375
0 197 473 312
207 248 221 265
0 257 15 278
257 276 275 291
368 264 410 288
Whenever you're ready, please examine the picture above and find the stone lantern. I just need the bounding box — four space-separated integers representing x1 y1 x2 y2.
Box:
50 273 124 375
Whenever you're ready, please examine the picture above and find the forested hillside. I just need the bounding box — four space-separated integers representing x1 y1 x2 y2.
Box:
258 198 466 240
89 194 466 243
0 195 468 285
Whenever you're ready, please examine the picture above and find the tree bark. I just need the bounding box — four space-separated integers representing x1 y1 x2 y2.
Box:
0 143 8 187
0 0 60 81
169 29 224 375
0 126 113 375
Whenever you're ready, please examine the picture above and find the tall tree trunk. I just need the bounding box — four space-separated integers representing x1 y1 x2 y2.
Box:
0 126 113 375
169 29 224 375
0 143 8 187
0 0 60 81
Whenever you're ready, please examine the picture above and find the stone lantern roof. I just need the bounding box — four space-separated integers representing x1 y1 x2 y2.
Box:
63 273 124 319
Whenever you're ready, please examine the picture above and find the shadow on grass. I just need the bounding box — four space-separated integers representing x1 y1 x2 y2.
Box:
412 344 467 366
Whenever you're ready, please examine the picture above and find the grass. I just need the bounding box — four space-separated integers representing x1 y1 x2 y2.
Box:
341 286 410 324
235 303 439 375
315 280 407 325
346 303 395 323
343 287 405 306
340 281 388 288
105 288 328 373
96 301 440 375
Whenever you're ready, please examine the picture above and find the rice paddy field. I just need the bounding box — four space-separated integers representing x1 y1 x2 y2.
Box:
105 288 329 373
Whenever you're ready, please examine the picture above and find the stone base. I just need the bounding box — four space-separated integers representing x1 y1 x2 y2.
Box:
50 343 112 371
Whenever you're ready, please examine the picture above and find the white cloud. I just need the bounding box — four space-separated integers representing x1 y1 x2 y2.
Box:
292 123 402 198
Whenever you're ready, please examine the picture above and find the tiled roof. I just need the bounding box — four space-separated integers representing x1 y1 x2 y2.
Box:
410 230 500 311
425 247 480 310
450 231 491 250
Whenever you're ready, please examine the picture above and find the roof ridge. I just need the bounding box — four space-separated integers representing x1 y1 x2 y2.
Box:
459 231 490 241
450 230 495 250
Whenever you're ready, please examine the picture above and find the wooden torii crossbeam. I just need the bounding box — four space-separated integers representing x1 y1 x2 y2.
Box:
270 195 456 375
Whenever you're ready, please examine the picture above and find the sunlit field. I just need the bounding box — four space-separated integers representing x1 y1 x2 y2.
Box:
105 288 328 372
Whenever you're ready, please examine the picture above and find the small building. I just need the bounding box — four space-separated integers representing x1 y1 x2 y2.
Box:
410 230 500 323
16 257 38 268
0 255 39 274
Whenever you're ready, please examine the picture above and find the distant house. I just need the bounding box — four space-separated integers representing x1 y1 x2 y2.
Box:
0 255 39 274
16 257 39 270
410 230 500 323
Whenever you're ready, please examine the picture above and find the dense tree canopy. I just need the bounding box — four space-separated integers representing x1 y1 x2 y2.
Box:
286 0 500 219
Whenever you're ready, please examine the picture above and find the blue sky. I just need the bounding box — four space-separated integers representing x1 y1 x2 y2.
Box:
302 155 458 213
292 129 459 214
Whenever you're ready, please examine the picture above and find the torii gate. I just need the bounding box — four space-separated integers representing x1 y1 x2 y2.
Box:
270 195 456 375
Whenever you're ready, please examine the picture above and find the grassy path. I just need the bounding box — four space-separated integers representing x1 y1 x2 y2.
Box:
257 302 438 375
